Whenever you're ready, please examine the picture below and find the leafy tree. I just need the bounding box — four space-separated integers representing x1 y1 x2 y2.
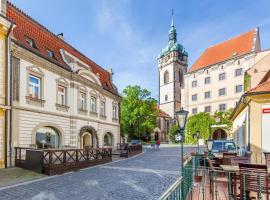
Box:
185 112 215 144
120 85 157 140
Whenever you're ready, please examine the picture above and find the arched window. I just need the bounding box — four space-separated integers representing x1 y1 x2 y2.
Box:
36 127 60 148
164 71 169 84
104 132 113 146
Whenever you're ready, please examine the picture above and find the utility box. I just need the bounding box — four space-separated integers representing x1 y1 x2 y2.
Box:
24 150 44 173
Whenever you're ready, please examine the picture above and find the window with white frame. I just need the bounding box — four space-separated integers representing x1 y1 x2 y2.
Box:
235 68 242 77
205 91 211 99
204 106 211 113
57 85 66 105
192 94 197 101
90 96 97 113
219 88 226 96
192 108 197 114
100 101 106 116
205 77 210 84
29 75 41 99
112 104 117 119
219 104 226 112
219 73 226 81
235 85 243 93
79 92 86 110
192 80 197 87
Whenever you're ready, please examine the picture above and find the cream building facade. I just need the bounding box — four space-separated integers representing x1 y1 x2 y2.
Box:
181 29 262 115
3 2 120 164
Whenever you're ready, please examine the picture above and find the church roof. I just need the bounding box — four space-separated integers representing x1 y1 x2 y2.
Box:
6 2 119 96
189 29 259 73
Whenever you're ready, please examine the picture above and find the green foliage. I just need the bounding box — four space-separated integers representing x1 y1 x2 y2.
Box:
185 109 233 144
120 85 158 139
168 125 180 144
244 72 251 92
185 112 215 144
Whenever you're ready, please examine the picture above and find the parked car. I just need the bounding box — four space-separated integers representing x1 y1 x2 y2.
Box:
208 140 237 154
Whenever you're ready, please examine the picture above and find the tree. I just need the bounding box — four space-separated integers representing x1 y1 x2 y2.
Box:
185 112 215 144
120 85 157 140
168 124 180 144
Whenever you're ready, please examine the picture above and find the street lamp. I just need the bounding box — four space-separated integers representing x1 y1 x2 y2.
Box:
175 107 189 199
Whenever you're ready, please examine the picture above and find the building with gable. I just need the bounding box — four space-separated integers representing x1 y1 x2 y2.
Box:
0 1 121 166
181 29 263 116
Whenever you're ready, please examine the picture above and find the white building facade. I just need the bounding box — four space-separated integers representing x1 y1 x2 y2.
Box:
7 2 120 154
181 28 261 115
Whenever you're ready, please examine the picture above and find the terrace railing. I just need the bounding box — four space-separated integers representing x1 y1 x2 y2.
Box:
14 147 112 175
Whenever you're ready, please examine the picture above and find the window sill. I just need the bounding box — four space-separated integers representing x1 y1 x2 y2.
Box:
78 108 88 115
90 111 98 117
26 96 45 107
55 104 69 112
99 115 107 120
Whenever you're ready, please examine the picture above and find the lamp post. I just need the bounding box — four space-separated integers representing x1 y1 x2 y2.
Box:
175 107 189 199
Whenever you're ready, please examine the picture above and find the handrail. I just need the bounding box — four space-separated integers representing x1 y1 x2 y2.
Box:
158 176 183 200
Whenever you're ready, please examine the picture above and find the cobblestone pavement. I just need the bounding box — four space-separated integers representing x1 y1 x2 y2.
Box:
0 147 196 200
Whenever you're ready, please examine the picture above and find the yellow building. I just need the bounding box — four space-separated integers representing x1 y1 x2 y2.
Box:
0 0 12 168
231 73 270 164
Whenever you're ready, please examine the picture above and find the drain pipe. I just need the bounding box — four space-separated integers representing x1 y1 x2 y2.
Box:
5 21 13 168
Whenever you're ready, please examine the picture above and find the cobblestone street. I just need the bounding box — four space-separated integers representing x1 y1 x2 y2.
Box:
0 147 195 200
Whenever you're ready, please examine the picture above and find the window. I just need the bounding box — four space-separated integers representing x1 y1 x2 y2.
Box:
219 88 226 96
90 96 97 113
164 71 169 84
235 68 242 77
192 94 197 101
47 49 54 58
219 73 226 81
192 80 197 87
205 91 211 99
235 85 243 93
57 85 66 105
192 108 197 114
205 77 210 84
12 56 20 101
112 105 117 119
79 92 86 110
204 106 211 113
100 101 106 116
165 95 168 102
36 126 60 149
25 37 35 48
29 75 41 99
219 104 226 112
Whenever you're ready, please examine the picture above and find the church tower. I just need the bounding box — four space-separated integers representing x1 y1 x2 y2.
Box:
158 12 188 119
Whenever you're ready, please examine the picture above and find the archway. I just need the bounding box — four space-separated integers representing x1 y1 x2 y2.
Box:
35 126 60 149
212 128 227 140
79 126 99 148
104 132 113 146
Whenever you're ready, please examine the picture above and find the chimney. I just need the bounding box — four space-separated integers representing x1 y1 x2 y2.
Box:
107 68 114 81
0 0 7 16
57 33 64 40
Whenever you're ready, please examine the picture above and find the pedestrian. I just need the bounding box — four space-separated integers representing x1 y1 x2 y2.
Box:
156 139 160 151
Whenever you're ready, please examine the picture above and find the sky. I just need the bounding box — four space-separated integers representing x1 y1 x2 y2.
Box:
11 0 270 99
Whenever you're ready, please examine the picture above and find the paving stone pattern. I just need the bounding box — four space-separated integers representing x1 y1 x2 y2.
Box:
0 147 196 200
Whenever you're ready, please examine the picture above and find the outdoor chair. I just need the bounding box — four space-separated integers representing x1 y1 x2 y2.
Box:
239 163 270 200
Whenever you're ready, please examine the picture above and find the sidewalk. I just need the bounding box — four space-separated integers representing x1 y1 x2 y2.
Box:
143 144 206 148
0 167 45 188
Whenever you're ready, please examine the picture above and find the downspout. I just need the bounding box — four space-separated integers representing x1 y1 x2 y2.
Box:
5 21 13 168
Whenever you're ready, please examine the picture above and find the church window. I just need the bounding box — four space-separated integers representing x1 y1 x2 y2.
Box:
165 95 168 102
164 71 169 84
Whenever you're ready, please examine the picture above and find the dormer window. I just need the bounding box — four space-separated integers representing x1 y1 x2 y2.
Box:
47 49 54 58
25 36 35 48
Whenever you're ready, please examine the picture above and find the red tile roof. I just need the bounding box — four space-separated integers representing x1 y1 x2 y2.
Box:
189 29 258 72
6 2 119 96
157 106 170 118
247 81 270 94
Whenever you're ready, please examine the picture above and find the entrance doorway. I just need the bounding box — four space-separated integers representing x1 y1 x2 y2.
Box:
212 128 227 140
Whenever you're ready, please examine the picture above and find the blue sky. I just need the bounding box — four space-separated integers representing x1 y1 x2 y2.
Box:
11 0 270 99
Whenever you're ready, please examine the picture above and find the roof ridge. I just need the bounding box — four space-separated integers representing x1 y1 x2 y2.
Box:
7 1 110 75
